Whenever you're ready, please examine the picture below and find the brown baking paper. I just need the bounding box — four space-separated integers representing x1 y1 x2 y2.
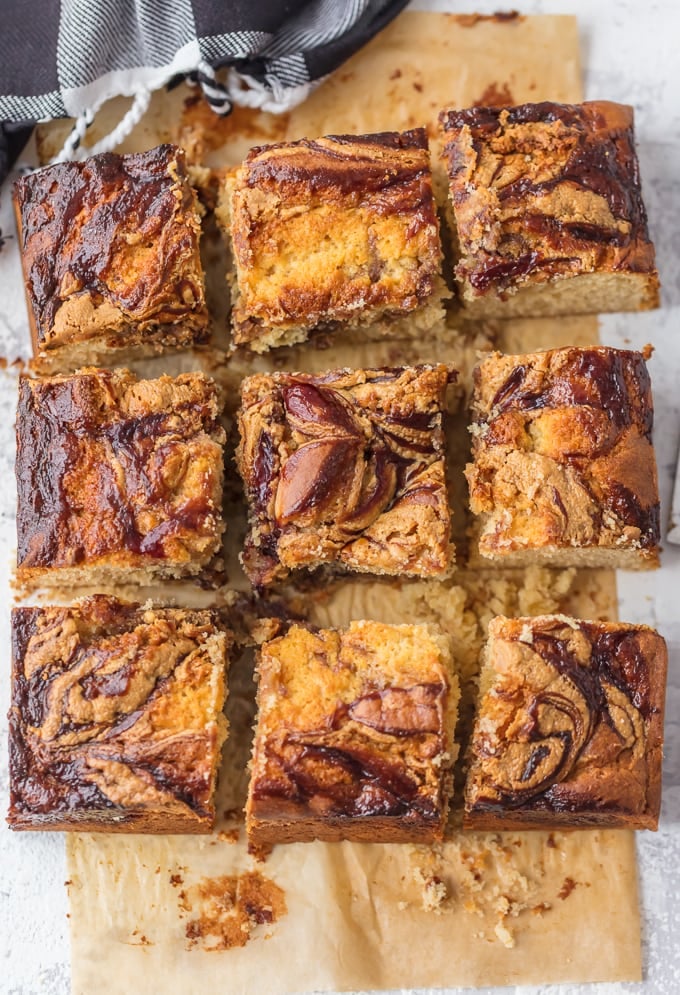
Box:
40 11 642 993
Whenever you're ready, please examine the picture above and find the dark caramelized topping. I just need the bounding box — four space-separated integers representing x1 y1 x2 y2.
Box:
254 679 449 821
16 370 223 569
227 127 445 345
14 144 205 342
439 101 656 292
490 348 649 430
8 598 225 826
249 622 455 831
467 617 666 820
244 129 431 202
238 365 455 586
470 347 660 554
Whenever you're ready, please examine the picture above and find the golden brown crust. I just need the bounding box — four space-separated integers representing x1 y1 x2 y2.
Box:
16 368 226 587
438 101 659 313
8 596 230 832
464 615 667 830
222 129 446 350
246 621 459 848
236 365 455 587
465 346 660 567
13 145 209 370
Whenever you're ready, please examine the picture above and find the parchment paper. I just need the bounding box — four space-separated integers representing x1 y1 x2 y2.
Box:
33 12 642 993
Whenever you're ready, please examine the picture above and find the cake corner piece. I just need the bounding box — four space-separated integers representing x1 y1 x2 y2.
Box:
13 143 210 373
465 345 660 570
15 367 226 590
8 595 230 833
463 613 667 831
438 99 659 318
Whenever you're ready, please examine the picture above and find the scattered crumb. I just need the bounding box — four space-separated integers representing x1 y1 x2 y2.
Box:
216 828 241 843
558 876 577 900
473 81 514 107
128 929 153 947
170 873 184 887
494 921 515 948
182 871 287 951
453 12 523 28
0 356 25 371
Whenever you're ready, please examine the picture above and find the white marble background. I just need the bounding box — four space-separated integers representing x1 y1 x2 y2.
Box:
1 1 678 993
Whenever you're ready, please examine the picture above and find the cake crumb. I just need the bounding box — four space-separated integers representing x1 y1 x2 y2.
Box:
558 876 577 900
413 867 448 912
494 921 515 948
183 872 287 951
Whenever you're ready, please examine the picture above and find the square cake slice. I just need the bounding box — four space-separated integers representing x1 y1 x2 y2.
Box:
237 364 455 587
246 621 459 849
13 144 209 373
438 101 659 317
16 368 226 589
8 596 230 832
464 615 667 830
465 346 660 569
217 129 447 351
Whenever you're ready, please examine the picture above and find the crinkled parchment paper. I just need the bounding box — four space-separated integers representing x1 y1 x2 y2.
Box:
34 12 642 993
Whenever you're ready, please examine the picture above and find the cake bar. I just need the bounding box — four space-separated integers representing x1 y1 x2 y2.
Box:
246 621 459 849
466 346 660 569
438 101 659 317
14 144 209 372
8 596 229 832
16 368 226 588
218 129 447 351
236 364 455 587
464 615 667 830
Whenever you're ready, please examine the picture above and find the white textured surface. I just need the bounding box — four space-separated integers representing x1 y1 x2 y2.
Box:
1 2 679 993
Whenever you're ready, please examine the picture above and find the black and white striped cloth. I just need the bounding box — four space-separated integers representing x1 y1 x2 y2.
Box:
0 0 409 181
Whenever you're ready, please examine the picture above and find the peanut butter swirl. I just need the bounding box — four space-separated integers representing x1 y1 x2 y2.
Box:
237 365 455 586
226 129 444 345
14 144 208 347
466 346 660 561
247 622 458 842
16 368 225 579
464 615 667 829
8 597 227 831
439 100 657 294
